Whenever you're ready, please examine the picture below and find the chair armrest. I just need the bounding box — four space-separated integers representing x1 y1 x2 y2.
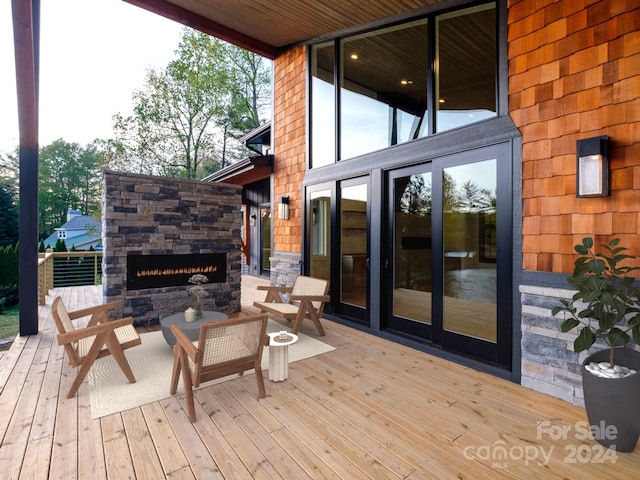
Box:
290 294 331 303
257 285 293 303
57 316 134 345
171 323 200 361
257 285 293 293
67 300 123 321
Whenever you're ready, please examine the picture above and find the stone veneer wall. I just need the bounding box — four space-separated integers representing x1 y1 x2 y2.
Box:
269 251 303 289
102 170 242 326
521 283 640 407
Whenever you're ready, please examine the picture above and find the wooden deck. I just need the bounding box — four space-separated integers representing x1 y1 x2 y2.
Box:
1 276 638 479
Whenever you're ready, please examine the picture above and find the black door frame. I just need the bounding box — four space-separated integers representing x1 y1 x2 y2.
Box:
381 143 512 366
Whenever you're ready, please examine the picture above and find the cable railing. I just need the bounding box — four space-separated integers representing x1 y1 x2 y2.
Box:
38 250 102 304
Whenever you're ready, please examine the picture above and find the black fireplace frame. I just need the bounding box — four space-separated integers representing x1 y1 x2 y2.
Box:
126 253 227 290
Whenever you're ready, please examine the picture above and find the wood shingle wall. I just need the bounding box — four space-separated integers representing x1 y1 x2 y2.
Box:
509 0 640 273
273 46 307 256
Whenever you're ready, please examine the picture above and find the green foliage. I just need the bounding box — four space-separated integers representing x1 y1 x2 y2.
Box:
0 181 18 247
0 243 18 287
0 304 20 347
0 284 19 310
54 238 68 252
38 139 102 237
552 238 640 367
109 28 271 179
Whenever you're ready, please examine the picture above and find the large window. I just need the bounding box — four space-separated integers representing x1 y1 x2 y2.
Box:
310 2 497 166
436 5 497 132
340 20 429 160
311 42 335 168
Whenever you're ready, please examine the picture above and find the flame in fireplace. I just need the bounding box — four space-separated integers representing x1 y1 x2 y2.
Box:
136 265 218 278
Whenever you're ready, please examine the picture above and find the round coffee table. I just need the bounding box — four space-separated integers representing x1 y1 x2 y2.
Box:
160 311 228 347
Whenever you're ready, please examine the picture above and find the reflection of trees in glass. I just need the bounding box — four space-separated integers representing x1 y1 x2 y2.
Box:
442 171 458 212
400 174 431 214
443 172 496 215
458 180 495 213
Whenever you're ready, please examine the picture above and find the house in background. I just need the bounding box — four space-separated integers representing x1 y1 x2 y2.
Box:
42 209 102 251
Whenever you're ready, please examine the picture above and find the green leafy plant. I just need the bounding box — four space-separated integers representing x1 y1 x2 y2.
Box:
552 237 640 368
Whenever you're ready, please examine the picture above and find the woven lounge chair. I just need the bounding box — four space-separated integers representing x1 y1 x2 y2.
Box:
170 314 269 422
253 276 330 336
52 296 141 398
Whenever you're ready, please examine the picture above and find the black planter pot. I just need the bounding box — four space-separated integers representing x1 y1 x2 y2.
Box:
582 348 640 452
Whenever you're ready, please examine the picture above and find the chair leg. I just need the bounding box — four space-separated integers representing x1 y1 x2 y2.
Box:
254 362 266 399
170 345 181 395
104 331 136 383
67 333 106 398
307 306 326 336
179 348 196 422
292 301 325 336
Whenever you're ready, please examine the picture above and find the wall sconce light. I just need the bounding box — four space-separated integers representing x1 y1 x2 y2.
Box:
278 195 290 220
249 214 257 227
576 135 609 197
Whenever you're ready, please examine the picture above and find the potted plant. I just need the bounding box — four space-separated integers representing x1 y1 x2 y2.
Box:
553 237 640 451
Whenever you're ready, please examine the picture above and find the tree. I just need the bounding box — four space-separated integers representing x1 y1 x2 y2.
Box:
0 149 19 186
216 44 272 168
399 174 431 215
110 28 271 179
39 139 102 238
0 181 19 247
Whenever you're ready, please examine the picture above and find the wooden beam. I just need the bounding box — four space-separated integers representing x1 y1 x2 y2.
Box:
123 0 279 59
12 0 40 336
12 0 39 149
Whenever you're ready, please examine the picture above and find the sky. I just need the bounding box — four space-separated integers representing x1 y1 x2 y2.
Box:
1 0 184 154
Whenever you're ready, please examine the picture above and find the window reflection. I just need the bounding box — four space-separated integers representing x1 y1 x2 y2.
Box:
310 191 331 280
311 42 336 168
340 184 368 307
340 20 429 160
443 160 497 342
309 2 497 166
436 4 497 132
393 172 432 324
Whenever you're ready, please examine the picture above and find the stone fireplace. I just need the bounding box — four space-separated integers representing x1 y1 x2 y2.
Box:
102 170 242 326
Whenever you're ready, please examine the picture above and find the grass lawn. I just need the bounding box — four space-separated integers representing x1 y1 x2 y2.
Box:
0 305 19 350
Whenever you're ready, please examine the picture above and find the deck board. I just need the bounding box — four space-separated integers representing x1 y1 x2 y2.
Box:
0 277 639 478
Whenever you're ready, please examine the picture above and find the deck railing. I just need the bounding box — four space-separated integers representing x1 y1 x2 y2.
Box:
38 250 103 304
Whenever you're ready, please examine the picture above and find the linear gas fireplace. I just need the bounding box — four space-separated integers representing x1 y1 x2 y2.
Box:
127 253 226 290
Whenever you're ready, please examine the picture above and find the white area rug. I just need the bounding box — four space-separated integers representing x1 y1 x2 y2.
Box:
88 320 334 418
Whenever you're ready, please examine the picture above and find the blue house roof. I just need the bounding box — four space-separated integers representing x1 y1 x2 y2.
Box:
43 215 102 251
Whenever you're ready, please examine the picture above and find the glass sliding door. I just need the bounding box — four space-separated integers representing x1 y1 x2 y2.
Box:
387 165 433 337
442 160 497 343
309 190 331 281
384 146 509 365
339 180 368 320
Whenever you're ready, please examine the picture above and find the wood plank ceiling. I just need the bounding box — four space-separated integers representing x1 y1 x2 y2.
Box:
125 0 443 58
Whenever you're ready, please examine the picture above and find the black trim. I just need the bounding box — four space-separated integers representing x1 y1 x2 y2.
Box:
304 115 518 186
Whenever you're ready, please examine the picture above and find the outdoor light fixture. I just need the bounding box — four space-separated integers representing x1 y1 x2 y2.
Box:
576 135 609 197
278 196 290 220
250 214 257 227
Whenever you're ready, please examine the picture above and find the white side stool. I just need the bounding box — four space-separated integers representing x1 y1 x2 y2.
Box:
267 332 298 381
